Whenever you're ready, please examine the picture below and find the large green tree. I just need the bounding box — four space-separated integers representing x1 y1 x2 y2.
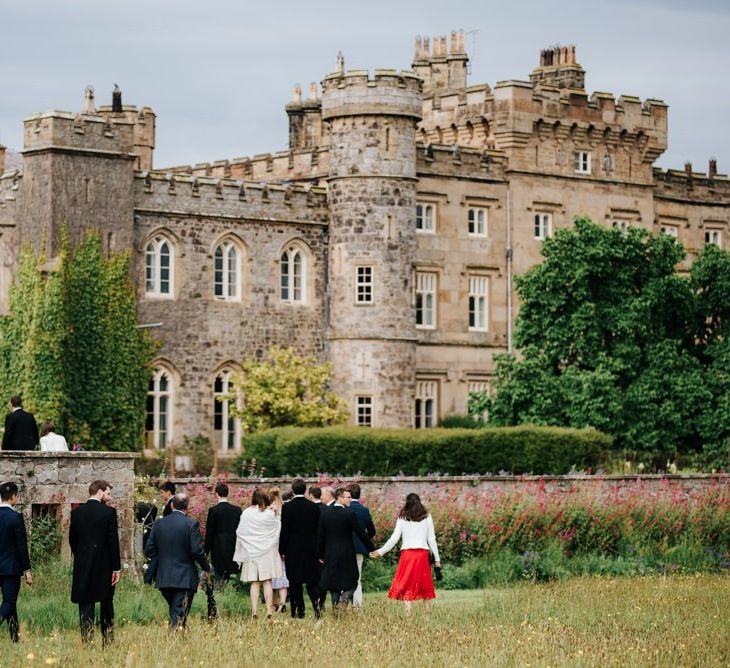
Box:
0 231 155 451
482 217 730 462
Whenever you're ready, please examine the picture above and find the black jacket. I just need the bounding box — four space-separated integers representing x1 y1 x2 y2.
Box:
204 501 242 575
0 506 31 576
318 506 374 592
2 409 39 451
145 511 209 590
69 500 121 603
279 496 320 584
349 500 376 555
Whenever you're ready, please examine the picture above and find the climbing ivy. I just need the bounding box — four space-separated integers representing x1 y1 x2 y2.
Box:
0 231 155 451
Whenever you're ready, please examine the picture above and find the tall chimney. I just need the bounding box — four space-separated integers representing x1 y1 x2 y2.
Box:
709 158 717 178
0 144 5 175
112 84 123 113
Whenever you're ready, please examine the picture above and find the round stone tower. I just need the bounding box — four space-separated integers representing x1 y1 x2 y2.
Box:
321 68 422 427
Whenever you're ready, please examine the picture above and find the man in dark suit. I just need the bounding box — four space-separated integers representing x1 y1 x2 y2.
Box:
69 480 121 644
318 487 374 609
204 483 241 586
0 482 32 642
145 493 210 629
346 483 376 608
279 478 321 618
143 480 176 585
159 480 176 517
1 396 39 451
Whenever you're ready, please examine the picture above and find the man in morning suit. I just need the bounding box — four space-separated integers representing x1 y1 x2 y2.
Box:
145 493 210 629
318 487 375 609
1 396 39 451
279 478 321 618
0 482 32 642
204 483 241 586
143 480 176 585
69 480 121 644
346 482 376 608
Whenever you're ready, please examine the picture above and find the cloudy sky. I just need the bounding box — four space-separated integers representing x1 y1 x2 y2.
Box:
1 0 728 172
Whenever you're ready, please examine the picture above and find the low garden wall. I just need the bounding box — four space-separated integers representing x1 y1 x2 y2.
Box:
0 452 137 563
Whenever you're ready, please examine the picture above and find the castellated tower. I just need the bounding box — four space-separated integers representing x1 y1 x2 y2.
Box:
321 68 422 427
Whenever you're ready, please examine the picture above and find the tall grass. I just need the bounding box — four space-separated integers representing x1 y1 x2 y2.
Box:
6 574 730 666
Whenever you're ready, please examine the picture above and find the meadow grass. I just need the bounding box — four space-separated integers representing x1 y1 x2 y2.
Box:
4 568 730 666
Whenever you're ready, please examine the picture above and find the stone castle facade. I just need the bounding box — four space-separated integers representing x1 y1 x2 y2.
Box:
0 33 727 453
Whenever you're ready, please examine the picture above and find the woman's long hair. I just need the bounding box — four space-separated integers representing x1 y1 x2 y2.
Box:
251 486 271 511
398 492 428 522
268 486 283 512
40 421 55 438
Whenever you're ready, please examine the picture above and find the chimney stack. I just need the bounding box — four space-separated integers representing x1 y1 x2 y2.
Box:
84 85 96 114
112 84 123 113
709 158 717 178
0 144 5 175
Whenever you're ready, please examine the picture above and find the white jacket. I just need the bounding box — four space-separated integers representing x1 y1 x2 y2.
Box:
376 515 440 562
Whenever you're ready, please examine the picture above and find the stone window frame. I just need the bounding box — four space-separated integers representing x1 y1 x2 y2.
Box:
468 274 489 332
416 202 436 234
213 364 242 452
574 150 591 175
705 228 723 248
659 224 679 240
467 207 488 238
144 232 176 299
212 234 245 302
415 270 437 330
534 212 552 241
279 239 311 305
354 265 375 306
146 364 175 450
414 378 439 429
355 395 373 427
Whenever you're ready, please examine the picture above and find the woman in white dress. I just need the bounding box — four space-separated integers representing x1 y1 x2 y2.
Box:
39 421 69 452
233 487 282 618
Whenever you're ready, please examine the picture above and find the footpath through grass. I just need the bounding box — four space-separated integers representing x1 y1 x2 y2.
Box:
4 568 730 666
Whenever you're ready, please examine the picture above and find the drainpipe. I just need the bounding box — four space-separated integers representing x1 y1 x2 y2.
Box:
506 187 514 355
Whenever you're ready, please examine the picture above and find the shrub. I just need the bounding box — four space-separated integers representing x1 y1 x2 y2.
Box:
238 425 611 476
29 513 62 564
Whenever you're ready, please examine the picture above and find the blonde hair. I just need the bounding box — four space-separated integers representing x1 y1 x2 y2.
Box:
268 486 283 513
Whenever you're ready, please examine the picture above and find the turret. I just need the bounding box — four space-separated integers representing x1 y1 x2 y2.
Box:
321 65 422 427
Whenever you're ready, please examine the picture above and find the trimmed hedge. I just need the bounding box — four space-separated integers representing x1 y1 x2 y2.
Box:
237 425 612 476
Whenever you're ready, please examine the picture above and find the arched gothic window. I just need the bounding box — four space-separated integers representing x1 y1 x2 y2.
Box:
145 236 174 297
280 245 305 303
214 240 241 300
213 369 241 451
146 368 172 449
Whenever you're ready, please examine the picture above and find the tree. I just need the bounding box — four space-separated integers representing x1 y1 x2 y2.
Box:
229 345 348 432
0 231 155 450
484 217 715 460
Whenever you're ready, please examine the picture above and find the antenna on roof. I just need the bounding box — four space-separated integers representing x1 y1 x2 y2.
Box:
462 28 479 75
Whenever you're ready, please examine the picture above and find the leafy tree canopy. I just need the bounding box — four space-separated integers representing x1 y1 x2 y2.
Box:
479 217 730 464
229 345 348 433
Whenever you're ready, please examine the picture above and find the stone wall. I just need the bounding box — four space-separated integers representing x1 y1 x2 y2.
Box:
0 452 136 563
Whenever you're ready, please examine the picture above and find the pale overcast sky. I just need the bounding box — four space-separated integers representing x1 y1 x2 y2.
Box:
1 0 728 172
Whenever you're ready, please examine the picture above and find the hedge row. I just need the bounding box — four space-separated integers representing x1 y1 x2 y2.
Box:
238 425 612 476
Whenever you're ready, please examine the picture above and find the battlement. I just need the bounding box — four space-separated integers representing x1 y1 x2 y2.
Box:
416 142 506 180
134 171 329 223
163 145 330 183
23 111 136 156
321 69 423 120
653 163 730 203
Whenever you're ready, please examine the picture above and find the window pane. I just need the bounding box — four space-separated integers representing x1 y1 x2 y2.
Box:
214 247 224 297
227 247 237 298
145 244 155 292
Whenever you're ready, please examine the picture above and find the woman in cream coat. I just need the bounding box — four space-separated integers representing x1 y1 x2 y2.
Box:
233 487 282 618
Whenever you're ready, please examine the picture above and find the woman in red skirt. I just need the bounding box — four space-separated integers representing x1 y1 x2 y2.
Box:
371 493 441 613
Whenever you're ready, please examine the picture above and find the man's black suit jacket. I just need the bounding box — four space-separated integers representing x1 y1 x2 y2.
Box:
0 506 31 576
279 496 320 584
145 511 209 590
1 409 39 451
69 499 121 604
204 501 242 575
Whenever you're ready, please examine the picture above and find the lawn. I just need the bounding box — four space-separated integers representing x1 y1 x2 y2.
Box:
4 570 730 666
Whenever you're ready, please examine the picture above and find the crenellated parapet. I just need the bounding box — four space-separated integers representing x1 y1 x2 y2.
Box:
416 143 506 181
653 163 730 203
23 110 136 157
164 146 330 183
133 171 329 223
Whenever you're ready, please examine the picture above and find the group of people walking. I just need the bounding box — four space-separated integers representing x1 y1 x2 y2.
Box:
0 473 441 643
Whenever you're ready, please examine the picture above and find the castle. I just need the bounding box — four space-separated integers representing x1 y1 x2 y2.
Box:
0 33 727 454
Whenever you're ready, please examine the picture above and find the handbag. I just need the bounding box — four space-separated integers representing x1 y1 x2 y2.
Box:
429 552 443 581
